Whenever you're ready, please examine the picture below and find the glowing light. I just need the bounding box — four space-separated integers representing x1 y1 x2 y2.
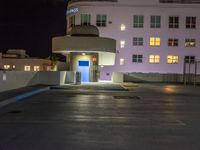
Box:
121 24 126 31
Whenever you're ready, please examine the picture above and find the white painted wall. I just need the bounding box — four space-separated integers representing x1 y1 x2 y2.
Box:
0 71 76 92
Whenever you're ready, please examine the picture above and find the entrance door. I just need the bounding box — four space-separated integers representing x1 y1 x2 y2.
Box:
77 60 90 82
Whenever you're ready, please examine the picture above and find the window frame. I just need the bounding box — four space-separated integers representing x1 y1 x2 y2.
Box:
133 37 143 46
132 54 143 63
96 14 107 27
133 15 144 28
150 16 161 28
149 55 160 64
81 14 91 26
169 16 179 28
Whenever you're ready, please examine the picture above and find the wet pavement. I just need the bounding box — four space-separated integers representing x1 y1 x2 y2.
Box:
0 83 200 150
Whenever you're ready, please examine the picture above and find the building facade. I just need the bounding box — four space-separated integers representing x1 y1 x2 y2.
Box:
0 49 66 71
59 0 200 81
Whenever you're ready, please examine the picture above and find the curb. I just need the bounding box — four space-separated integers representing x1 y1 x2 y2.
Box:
0 87 50 108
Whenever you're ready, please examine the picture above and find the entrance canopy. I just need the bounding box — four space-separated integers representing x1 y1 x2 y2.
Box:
52 25 116 66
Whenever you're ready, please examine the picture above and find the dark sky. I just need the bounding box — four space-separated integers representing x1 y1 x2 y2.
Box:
0 0 68 58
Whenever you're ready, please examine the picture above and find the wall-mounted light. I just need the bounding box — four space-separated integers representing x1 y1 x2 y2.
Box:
120 40 125 48
121 24 126 31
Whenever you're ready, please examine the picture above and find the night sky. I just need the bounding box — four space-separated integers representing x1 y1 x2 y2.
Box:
0 0 68 58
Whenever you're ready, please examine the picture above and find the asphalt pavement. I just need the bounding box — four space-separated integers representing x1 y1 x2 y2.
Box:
0 83 200 150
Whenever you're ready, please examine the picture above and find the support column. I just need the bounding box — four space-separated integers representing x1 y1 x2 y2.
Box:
66 52 71 71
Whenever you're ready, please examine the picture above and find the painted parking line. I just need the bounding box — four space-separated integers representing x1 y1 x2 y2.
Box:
0 87 50 108
16 87 50 101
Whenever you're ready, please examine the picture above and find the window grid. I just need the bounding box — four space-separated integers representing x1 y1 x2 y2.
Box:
150 16 161 28
133 37 143 46
185 39 196 47
96 15 107 27
133 15 144 28
168 39 178 47
186 16 196 29
132 55 143 63
168 56 178 64
184 56 195 63
149 55 160 63
81 14 91 26
150 37 161 46
169 16 179 28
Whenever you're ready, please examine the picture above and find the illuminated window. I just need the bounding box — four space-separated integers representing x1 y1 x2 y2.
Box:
120 40 125 48
133 37 143 46
168 39 178 47
150 16 161 28
150 37 160 46
96 14 107 27
133 15 144 28
121 24 126 31
168 55 178 64
185 39 196 47
4 65 10 69
186 16 196 29
184 56 195 64
132 55 143 63
69 15 75 27
24 66 31 71
149 55 160 63
81 14 91 26
34 66 40 71
120 58 125 65
169 16 179 28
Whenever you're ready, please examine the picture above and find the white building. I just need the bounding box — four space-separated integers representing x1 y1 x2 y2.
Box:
53 0 200 82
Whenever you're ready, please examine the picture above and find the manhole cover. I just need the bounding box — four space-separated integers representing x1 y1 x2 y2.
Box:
113 96 141 100
8 110 23 114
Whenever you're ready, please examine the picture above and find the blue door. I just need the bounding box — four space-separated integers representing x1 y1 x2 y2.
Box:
77 60 90 82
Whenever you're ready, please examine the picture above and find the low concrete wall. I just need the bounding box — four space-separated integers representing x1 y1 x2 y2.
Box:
112 72 200 83
0 71 76 92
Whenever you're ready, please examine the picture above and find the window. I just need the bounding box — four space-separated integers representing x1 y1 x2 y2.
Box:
149 55 160 63
24 66 31 71
69 15 75 27
150 37 160 46
120 40 125 48
133 37 143 46
34 66 40 71
81 14 91 26
121 24 126 31
96 14 107 27
169 16 179 28
184 56 195 63
150 16 161 28
168 39 178 46
168 55 178 64
132 55 143 63
120 58 125 65
4 65 10 69
133 15 144 28
185 39 196 47
186 16 196 29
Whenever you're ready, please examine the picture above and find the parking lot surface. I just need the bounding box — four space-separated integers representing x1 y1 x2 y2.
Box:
0 83 200 150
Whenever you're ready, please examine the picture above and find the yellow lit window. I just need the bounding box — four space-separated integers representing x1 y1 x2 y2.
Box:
120 40 125 48
34 66 40 71
168 55 178 64
150 37 160 46
4 65 10 69
24 66 31 71
149 55 160 63
121 24 126 31
120 58 125 65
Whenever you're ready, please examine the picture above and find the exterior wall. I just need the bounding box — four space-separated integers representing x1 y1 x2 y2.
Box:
0 71 76 92
67 0 200 80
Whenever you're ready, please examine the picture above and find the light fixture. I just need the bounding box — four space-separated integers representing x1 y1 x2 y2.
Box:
121 24 126 31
